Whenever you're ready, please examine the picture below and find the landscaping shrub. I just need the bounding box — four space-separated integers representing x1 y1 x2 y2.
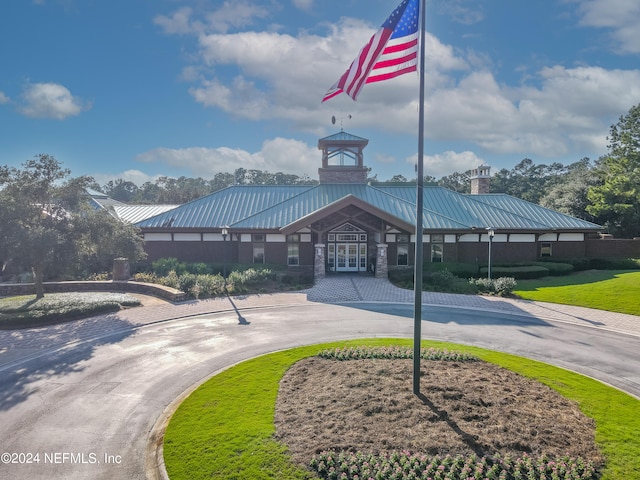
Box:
589 257 640 270
227 268 275 286
132 271 158 284
532 262 574 276
429 269 456 288
424 262 479 278
470 276 517 296
152 258 186 276
192 274 226 298
479 265 549 280
318 345 478 362
310 450 597 480
538 257 592 271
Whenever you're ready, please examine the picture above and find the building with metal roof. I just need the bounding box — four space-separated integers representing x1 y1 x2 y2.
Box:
135 132 603 278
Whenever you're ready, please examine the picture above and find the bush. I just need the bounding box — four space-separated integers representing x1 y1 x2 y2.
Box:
429 269 456 288
194 274 226 297
532 262 574 276
538 257 592 271
424 262 479 278
227 268 275 286
152 258 186 276
479 265 549 280
133 271 158 283
470 276 517 296
589 257 640 270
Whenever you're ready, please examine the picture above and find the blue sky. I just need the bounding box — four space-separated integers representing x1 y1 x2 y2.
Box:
1 0 640 187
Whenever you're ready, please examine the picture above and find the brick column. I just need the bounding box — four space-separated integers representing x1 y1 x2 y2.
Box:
113 258 130 281
314 244 326 279
375 244 388 279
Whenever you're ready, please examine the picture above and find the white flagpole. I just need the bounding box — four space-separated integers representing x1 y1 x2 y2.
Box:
413 0 426 396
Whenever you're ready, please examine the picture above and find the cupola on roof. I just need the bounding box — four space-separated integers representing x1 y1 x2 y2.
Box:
317 130 369 184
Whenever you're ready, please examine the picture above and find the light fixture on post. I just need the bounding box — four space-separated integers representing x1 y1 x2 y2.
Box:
486 227 495 280
221 226 229 281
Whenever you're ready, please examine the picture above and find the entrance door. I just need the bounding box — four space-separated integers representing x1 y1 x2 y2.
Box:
335 243 360 272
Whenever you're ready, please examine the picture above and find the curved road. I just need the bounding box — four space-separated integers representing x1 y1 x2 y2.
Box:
0 295 639 479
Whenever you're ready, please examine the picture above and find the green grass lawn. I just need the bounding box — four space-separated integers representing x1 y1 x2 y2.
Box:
514 270 640 316
163 339 640 480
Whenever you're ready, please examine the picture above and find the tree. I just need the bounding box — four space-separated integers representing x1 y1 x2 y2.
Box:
491 158 566 204
387 174 409 183
437 171 471 193
103 178 139 202
540 158 601 222
0 155 91 298
74 209 147 277
587 104 640 238
0 154 147 297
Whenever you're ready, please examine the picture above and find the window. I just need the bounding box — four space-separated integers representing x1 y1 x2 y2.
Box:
287 234 300 265
287 244 299 265
397 244 409 266
431 234 443 262
541 242 552 257
336 233 358 242
327 244 335 271
252 234 265 242
253 243 265 264
360 244 367 269
431 243 443 263
397 234 409 243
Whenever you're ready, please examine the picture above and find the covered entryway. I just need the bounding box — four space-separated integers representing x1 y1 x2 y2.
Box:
327 223 368 272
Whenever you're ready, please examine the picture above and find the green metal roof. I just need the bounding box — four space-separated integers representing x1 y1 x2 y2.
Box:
136 183 602 232
318 131 368 143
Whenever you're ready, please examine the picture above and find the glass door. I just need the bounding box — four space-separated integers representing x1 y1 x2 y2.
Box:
335 243 361 271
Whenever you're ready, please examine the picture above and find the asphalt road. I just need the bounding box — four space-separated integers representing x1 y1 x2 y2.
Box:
0 302 638 479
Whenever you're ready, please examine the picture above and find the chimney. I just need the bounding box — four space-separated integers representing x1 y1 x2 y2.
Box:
470 165 491 194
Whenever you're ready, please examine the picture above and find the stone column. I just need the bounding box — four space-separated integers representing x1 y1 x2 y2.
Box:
375 244 388 279
113 258 130 281
314 244 326 279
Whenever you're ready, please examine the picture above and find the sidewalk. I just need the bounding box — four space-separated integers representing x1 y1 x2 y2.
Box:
1 276 638 368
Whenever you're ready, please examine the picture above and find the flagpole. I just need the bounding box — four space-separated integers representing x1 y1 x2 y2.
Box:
413 0 426 396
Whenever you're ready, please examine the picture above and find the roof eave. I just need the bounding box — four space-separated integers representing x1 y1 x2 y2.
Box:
280 194 415 235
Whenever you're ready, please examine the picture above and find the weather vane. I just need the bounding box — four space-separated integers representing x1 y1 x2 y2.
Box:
331 114 352 130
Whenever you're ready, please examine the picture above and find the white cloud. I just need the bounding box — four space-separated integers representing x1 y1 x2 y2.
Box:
426 66 640 158
0 91 9 104
135 138 319 178
19 82 90 120
406 151 484 178
155 2 270 35
576 0 640 54
92 169 162 188
187 22 467 135
438 0 485 25
160 5 640 165
154 7 195 35
292 0 314 11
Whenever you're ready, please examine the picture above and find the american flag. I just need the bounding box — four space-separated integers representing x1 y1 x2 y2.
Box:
322 0 420 102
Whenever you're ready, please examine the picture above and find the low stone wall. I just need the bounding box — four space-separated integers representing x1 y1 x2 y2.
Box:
0 281 186 302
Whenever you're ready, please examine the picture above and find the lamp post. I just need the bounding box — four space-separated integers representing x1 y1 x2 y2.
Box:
486 228 495 280
221 227 229 281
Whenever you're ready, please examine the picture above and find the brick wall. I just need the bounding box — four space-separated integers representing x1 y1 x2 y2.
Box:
0 281 186 302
